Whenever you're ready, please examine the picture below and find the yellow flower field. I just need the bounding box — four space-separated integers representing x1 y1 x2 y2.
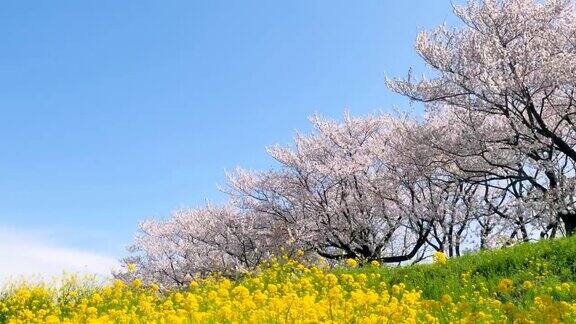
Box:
2 251 576 323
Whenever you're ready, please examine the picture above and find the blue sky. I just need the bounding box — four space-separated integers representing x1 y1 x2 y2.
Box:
0 0 457 278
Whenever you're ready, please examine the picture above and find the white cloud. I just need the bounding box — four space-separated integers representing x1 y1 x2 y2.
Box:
0 227 119 285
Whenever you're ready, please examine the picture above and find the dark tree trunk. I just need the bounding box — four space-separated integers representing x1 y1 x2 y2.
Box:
560 212 576 236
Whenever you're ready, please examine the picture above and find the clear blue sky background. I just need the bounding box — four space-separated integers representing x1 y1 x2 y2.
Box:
0 0 458 273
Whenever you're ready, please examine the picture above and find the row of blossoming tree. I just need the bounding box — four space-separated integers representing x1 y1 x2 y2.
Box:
119 0 576 288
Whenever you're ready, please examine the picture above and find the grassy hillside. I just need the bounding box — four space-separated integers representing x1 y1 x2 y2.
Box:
347 236 576 300
1 236 576 323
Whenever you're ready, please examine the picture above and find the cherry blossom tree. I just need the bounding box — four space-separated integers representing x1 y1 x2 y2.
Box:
381 115 497 255
412 109 548 247
117 204 276 288
226 113 425 263
226 113 489 262
389 0 576 235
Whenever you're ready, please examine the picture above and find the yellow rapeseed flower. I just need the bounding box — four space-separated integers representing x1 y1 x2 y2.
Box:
325 274 338 285
127 263 137 273
497 278 514 293
346 258 358 268
432 251 448 265
440 294 452 305
2 257 576 323
132 279 142 288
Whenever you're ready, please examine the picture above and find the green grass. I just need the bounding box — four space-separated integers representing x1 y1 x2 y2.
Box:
341 236 576 302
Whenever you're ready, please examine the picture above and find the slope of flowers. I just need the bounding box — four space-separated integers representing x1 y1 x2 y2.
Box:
1 237 576 323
